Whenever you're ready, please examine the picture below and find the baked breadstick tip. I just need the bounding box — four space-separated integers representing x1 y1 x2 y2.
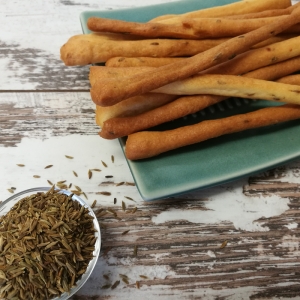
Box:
125 104 300 160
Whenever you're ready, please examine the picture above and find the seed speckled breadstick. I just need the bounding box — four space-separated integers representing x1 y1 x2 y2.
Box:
201 35 300 76
105 57 185 68
225 2 300 20
276 74 300 85
150 0 291 24
95 93 177 127
90 66 177 126
104 35 298 68
100 69 300 139
91 6 300 106
244 56 300 80
60 33 227 66
125 104 300 160
88 16 300 39
153 74 300 103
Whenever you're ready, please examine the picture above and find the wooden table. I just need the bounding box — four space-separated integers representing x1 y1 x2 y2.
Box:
1 1 300 299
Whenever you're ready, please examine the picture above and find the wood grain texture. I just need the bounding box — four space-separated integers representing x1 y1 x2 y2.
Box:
73 171 300 299
1 0 300 299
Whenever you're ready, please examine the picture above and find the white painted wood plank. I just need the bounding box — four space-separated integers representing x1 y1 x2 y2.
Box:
0 0 178 90
1 92 300 299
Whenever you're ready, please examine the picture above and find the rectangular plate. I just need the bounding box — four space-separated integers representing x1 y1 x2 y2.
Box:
80 0 300 201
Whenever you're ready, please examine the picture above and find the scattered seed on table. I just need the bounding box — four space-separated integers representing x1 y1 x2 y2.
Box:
73 171 78 177
116 182 124 186
114 197 117 204
220 240 228 249
103 274 110 280
131 207 137 214
65 155 74 159
44 164 53 169
93 168 101 172
74 185 82 192
16 164 25 167
111 155 114 163
111 280 120 289
126 182 136 186
88 169 92 179
97 191 111 196
47 180 53 186
7 189 14 194
101 160 108 168
133 245 138 256
101 284 111 289
136 281 140 289
69 183 72 188
122 201 126 211
82 192 88 199
33 175 40 178
121 230 130 235
105 175 113 178
139 275 148 279
91 200 97 208
125 196 135 202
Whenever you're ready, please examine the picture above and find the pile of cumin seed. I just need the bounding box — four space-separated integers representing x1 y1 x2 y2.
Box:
0 186 97 300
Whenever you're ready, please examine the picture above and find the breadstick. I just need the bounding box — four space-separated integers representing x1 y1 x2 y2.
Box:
276 74 300 85
60 33 227 66
202 35 300 76
90 66 177 126
150 0 291 24
152 74 300 102
105 57 185 68
89 66 154 85
95 93 177 127
244 56 300 80
225 2 300 19
104 35 298 68
100 63 300 139
125 104 300 160
88 16 300 39
91 6 300 106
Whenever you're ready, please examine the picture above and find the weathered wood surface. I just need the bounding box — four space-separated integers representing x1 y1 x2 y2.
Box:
1 0 300 299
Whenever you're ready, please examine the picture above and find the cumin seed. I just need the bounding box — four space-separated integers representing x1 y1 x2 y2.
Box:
220 240 228 249
111 280 120 289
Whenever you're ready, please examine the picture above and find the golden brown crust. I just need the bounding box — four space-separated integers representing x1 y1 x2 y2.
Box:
149 0 292 24
125 104 300 160
100 58 300 139
95 93 177 127
91 7 300 106
60 33 227 66
88 16 300 39
202 36 300 76
105 57 184 68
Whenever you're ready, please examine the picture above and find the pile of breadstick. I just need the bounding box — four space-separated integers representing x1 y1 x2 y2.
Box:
60 0 300 160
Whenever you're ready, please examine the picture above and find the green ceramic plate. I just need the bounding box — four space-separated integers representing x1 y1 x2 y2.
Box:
80 0 300 201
